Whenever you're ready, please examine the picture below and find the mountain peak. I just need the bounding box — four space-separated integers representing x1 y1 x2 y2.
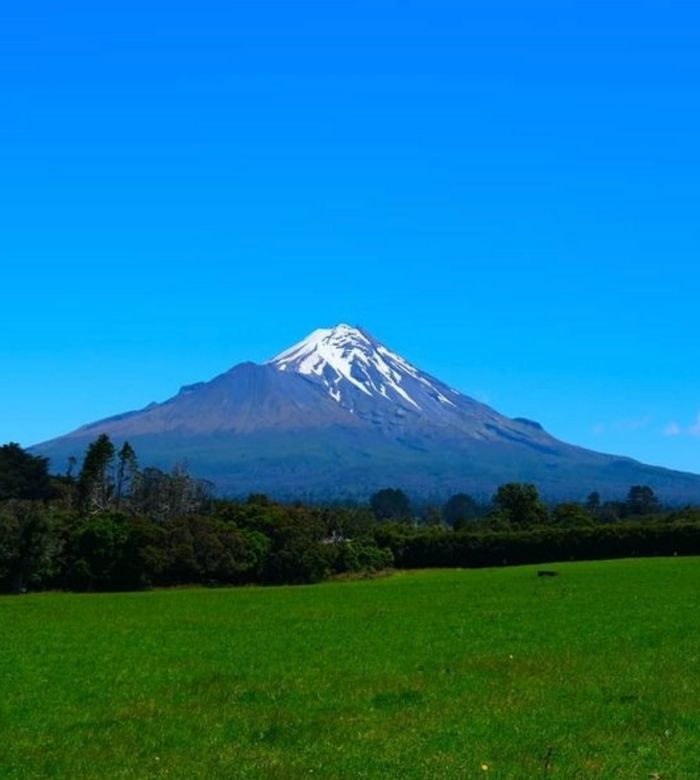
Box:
269 323 371 365
268 324 456 411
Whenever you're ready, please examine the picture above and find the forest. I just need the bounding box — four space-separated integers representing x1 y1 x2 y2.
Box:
1 436 699 594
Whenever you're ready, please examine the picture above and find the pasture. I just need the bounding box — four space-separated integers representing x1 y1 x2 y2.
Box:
2 558 700 778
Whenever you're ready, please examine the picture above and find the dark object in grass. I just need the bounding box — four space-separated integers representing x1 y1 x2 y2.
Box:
537 570 559 577
544 746 554 772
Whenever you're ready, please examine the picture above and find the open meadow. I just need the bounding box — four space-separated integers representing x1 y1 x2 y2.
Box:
2 558 700 779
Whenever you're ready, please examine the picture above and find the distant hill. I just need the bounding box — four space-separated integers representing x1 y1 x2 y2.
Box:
32 324 700 502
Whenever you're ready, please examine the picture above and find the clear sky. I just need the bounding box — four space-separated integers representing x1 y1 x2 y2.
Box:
1 1 699 474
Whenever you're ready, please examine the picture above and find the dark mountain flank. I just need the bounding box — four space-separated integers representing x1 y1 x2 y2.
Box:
33 325 700 502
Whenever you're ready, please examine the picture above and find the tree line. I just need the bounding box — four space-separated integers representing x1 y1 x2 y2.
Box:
369 482 670 527
0 438 698 594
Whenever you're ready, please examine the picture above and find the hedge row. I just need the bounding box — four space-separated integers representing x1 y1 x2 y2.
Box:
377 522 700 569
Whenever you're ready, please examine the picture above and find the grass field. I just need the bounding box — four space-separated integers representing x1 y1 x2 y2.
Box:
2 559 700 779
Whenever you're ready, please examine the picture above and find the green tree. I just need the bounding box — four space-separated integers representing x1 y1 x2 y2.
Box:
333 507 376 539
78 435 116 513
625 485 661 517
491 483 549 528
585 491 601 515
552 502 594 528
117 517 166 589
67 513 126 590
336 539 393 573
66 512 165 591
115 441 138 506
443 493 479 527
370 488 412 522
0 501 61 592
0 443 53 501
260 512 333 584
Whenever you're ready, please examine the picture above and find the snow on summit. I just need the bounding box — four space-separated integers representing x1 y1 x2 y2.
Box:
268 324 457 411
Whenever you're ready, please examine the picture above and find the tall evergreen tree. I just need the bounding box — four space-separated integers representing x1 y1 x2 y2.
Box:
115 441 138 506
0 443 53 501
78 434 116 513
625 485 661 516
585 491 601 515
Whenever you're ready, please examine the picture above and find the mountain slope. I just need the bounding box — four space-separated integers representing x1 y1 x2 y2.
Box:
32 324 700 502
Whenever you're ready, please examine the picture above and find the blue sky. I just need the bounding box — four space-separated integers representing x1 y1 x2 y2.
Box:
1 0 699 473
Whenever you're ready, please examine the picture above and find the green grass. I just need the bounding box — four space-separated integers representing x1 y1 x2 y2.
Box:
2 559 700 779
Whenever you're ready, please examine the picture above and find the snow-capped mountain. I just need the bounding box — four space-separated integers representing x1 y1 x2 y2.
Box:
268 324 458 412
262 325 559 447
32 324 700 502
